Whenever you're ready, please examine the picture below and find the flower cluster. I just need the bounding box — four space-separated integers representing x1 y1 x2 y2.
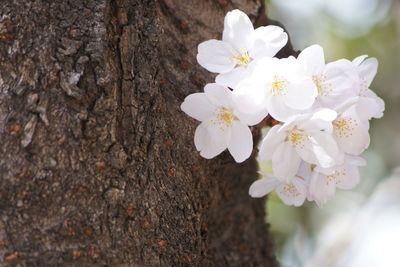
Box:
181 9 384 207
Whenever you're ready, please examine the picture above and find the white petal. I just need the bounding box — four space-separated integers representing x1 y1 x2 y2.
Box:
284 76 317 110
356 91 385 120
297 161 312 179
352 55 368 66
216 65 251 89
266 95 299 122
194 123 207 151
309 171 336 208
280 56 304 73
250 25 288 58
249 177 279 198
300 108 336 133
319 59 359 107
310 108 337 122
234 105 268 126
234 78 269 114
331 96 360 115
314 132 344 167
276 177 307 206
297 44 325 75
279 112 308 132
204 83 233 107
222 9 254 51
259 125 285 161
272 142 301 181
358 57 378 86
297 132 343 168
292 177 307 207
181 93 214 121
335 161 361 190
232 68 269 125
347 155 367 166
197 121 229 159
197 40 236 73
334 106 370 155
227 121 253 163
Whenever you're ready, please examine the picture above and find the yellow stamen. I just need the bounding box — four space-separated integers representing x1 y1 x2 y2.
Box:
282 183 301 197
213 107 237 130
290 130 305 146
312 74 332 96
270 75 288 95
272 79 284 90
312 76 323 95
218 109 235 124
233 49 251 66
333 118 357 138
325 169 346 185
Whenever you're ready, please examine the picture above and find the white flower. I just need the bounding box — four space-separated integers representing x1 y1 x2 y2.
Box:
179 8 385 208
298 44 359 108
352 55 385 120
235 56 318 121
259 109 343 180
332 98 370 155
197 9 288 88
249 162 310 206
308 155 366 207
181 83 264 163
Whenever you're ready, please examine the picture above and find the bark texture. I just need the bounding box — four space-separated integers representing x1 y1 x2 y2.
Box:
0 0 294 266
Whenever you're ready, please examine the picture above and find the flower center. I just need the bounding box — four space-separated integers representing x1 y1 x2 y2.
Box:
233 49 251 66
325 169 346 185
213 107 237 129
270 75 288 96
282 183 301 197
312 74 331 96
333 117 358 138
289 129 306 148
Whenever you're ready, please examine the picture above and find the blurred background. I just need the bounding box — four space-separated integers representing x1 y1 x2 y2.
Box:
264 0 400 266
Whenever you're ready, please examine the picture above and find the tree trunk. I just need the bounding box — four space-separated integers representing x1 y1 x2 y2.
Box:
0 0 291 266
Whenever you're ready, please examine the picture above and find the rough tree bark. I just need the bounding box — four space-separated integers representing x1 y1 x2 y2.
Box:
0 0 295 266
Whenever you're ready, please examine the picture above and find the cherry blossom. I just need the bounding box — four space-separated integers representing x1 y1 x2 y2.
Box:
259 109 343 180
197 9 288 88
332 98 370 155
308 156 366 207
181 83 264 163
234 56 318 121
298 44 359 108
180 9 385 208
249 162 311 206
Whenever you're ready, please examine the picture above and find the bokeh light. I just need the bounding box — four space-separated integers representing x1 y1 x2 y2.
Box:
265 0 400 266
